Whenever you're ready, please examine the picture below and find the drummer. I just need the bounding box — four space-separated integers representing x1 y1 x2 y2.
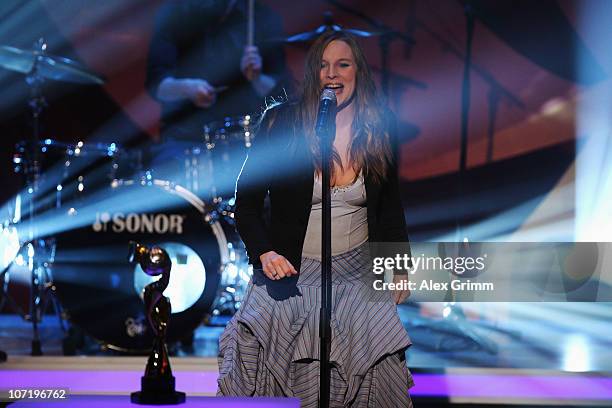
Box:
146 0 288 196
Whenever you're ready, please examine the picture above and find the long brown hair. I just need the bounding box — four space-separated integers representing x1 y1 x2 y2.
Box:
297 31 393 184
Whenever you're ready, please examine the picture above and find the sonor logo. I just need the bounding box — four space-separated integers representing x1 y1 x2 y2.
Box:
93 212 185 234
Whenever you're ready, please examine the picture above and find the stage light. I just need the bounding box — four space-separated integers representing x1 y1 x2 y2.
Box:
0 225 20 271
575 1 612 242
563 334 592 372
225 263 238 281
13 195 21 223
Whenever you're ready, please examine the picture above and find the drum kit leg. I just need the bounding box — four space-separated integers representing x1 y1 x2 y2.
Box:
23 241 66 356
0 38 77 356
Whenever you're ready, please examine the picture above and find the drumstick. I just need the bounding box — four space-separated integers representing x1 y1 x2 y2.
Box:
246 0 255 80
247 0 254 47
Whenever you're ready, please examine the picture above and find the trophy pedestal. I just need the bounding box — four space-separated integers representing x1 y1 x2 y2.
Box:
128 243 186 405
131 375 186 405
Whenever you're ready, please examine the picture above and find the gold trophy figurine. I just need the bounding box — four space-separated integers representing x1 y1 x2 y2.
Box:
129 241 186 405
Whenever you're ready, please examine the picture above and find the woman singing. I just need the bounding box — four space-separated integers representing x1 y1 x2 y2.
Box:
218 31 414 407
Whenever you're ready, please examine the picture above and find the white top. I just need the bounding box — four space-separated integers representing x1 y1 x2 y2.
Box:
301 173 368 260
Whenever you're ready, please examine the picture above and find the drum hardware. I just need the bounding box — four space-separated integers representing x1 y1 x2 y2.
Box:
201 198 251 326
0 42 104 85
0 224 23 361
14 139 127 212
0 38 103 355
50 178 250 353
183 145 214 196
183 113 258 324
1 203 23 312
0 224 27 319
0 38 105 355
196 114 257 200
152 114 257 201
202 115 255 149
0 237 68 351
274 8 418 98
61 140 125 189
207 247 252 326
272 11 384 44
23 239 67 328
0 267 26 319
1 39 258 352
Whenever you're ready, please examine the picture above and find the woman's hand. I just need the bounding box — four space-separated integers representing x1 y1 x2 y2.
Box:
392 274 411 304
260 251 298 280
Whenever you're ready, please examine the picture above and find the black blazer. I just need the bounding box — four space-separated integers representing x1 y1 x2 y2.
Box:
235 103 409 290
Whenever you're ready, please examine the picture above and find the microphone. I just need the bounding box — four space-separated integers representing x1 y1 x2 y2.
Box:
315 88 337 139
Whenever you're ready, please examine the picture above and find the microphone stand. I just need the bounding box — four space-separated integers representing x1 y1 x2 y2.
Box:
318 103 336 408
456 1 474 241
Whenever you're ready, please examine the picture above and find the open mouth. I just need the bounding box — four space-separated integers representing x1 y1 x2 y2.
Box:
324 84 344 95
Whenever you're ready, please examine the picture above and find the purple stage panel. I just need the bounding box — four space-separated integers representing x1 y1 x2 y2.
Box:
0 370 218 394
410 373 612 401
10 395 300 407
2 369 612 403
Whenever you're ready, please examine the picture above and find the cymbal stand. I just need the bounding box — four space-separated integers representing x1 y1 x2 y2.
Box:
0 259 27 318
21 38 65 356
324 0 415 99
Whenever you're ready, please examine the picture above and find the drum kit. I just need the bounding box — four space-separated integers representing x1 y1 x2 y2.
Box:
0 39 253 354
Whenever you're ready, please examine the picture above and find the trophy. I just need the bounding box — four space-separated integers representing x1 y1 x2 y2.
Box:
128 242 186 405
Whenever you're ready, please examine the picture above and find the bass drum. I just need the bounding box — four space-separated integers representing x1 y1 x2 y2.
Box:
51 178 247 353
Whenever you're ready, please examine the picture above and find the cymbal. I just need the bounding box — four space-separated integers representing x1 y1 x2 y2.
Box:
0 45 104 85
278 25 383 44
272 11 384 44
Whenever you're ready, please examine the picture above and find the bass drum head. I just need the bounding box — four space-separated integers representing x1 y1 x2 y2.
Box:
51 179 234 353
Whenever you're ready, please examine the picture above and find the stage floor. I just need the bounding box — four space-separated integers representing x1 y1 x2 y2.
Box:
2 303 612 371
1 356 612 407
1 303 612 406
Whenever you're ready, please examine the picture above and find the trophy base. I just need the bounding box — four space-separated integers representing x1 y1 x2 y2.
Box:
131 375 186 405
130 390 186 405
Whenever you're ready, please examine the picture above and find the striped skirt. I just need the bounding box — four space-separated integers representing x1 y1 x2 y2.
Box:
217 244 414 407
